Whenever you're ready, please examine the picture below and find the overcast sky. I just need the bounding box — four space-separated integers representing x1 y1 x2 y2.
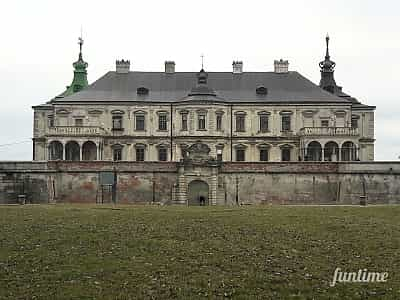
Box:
0 0 399 161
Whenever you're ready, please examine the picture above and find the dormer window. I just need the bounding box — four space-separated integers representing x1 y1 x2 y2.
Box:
137 87 149 95
256 86 268 95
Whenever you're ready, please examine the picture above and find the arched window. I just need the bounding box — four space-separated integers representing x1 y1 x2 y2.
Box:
48 141 63 160
306 141 322 161
324 141 339 161
65 141 80 161
341 141 357 161
82 141 97 161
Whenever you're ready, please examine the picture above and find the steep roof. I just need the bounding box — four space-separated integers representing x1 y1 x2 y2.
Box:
53 71 352 104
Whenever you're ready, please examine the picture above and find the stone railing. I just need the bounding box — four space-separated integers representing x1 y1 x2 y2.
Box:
299 127 359 137
47 126 104 136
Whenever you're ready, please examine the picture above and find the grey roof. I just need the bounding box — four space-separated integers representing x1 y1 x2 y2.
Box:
53 71 353 104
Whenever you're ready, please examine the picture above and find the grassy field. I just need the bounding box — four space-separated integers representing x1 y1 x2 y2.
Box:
0 205 399 300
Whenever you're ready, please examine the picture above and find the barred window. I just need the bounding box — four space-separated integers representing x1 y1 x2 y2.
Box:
158 148 168 161
236 115 245 132
135 115 145 131
159 115 167 131
260 115 269 132
282 115 291 131
136 148 145 161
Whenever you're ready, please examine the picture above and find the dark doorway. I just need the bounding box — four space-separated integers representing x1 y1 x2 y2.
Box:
188 180 209 206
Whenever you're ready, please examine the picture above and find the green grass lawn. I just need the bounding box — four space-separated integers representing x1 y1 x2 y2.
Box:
0 205 399 300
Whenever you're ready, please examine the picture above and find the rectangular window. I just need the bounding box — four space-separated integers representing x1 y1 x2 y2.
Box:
321 120 329 127
198 114 206 130
48 115 54 128
75 118 83 127
282 115 291 131
136 148 145 161
236 115 245 132
216 115 222 131
158 148 167 161
159 115 167 131
236 149 245 161
281 148 291 161
351 118 358 129
112 115 123 130
113 148 122 161
260 149 269 161
181 114 188 131
135 115 145 131
260 115 269 132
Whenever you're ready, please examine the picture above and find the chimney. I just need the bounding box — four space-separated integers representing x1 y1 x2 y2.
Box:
232 61 243 74
116 59 130 74
274 59 289 73
165 61 175 73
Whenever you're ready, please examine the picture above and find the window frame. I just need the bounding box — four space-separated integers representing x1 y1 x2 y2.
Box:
135 114 145 131
135 147 145 161
112 115 123 131
281 115 291 132
158 114 168 131
260 149 269 161
158 147 168 161
236 115 246 132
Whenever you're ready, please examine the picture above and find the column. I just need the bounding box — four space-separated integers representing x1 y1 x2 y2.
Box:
322 147 325 162
210 167 218 205
177 166 187 205
79 143 83 161
62 143 66 160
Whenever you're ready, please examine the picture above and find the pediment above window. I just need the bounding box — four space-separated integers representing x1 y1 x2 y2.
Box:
56 109 71 115
111 109 125 115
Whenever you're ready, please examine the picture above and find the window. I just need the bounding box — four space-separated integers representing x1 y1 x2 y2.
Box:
236 115 245 132
216 114 222 131
181 114 188 131
135 115 145 131
216 148 223 161
282 115 291 131
158 115 167 131
113 148 122 161
260 115 269 132
321 120 329 127
112 115 123 130
351 117 358 129
136 148 145 161
260 149 269 161
236 149 245 161
158 148 167 161
75 118 83 127
198 114 206 130
48 115 55 128
281 148 291 161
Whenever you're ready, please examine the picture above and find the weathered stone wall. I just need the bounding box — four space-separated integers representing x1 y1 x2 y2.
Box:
0 161 399 205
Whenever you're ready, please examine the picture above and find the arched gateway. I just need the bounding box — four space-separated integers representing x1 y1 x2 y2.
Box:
188 180 209 206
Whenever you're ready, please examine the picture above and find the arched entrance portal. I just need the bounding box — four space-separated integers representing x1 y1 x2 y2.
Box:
188 180 209 206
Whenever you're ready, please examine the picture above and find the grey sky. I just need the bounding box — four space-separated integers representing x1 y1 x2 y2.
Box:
1 0 399 160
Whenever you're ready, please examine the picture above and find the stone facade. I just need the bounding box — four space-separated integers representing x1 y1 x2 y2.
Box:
1 161 399 205
32 36 375 164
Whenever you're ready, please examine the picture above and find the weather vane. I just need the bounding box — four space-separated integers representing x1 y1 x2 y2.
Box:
78 26 84 53
200 53 204 69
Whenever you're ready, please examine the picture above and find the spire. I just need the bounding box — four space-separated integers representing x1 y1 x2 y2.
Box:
319 34 337 94
57 36 89 98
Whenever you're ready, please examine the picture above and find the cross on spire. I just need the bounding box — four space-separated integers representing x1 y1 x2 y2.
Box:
200 53 204 70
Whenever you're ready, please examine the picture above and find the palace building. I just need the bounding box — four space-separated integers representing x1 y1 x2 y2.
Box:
32 36 375 164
